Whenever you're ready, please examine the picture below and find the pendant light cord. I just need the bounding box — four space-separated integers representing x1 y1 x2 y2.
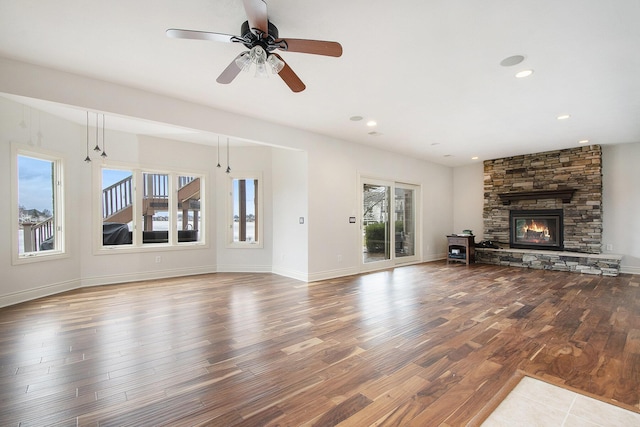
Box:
84 111 91 163
225 138 231 173
216 136 221 168
101 114 107 158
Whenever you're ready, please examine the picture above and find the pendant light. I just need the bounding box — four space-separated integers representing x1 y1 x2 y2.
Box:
216 136 221 168
100 114 107 158
84 111 91 163
225 137 231 174
93 113 101 152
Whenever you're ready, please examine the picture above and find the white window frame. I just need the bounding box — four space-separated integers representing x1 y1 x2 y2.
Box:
11 144 67 264
95 162 207 253
227 171 263 248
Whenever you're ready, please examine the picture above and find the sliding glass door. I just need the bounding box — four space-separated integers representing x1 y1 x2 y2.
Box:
362 178 419 269
394 185 416 259
362 182 391 264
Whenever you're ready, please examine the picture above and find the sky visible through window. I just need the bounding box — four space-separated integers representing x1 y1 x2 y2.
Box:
18 161 134 214
18 155 53 213
103 169 132 189
233 179 255 216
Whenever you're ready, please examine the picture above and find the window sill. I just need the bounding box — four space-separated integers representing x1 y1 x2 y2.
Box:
13 251 69 265
227 242 263 249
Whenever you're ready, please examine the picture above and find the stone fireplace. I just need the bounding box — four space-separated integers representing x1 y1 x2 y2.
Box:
476 145 622 276
482 145 603 253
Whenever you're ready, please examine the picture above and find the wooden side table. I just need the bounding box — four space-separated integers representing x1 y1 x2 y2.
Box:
447 235 475 265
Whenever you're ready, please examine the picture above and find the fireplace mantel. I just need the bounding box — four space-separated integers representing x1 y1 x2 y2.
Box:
498 188 576 205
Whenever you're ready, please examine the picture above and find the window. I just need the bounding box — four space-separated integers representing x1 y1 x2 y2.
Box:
102 168 133 245
177 175 201 243
142 172 170 245
229 174 262 247
99 166 204 249
12 146 65 263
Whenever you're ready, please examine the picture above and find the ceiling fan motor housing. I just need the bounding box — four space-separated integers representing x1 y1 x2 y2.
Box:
240 20 281 52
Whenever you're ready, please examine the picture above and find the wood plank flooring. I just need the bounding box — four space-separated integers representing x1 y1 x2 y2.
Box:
1 262 639 426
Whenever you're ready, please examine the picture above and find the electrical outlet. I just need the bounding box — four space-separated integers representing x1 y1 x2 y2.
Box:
606 244 613 251
155 256 161 263
337 254 342 263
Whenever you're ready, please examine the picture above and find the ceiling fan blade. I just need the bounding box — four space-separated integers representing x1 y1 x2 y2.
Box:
216 55 243 84
273 54 305 93
277 38 343 57
242 0 269 36
166 28 238 43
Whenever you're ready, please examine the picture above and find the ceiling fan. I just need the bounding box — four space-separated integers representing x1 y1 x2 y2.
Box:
166 0 343 93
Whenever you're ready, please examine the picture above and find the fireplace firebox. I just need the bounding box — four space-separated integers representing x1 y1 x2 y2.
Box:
509 209 563 251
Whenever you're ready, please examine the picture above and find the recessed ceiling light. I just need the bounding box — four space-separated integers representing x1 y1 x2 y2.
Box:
557 114 571 120
431 142 440 146
349 116 363 121
578 139 589 144
366 120 377 127
515 69 533 78
443 154 452 158
500 55 525 67
368 131 383 136
472 156 479 160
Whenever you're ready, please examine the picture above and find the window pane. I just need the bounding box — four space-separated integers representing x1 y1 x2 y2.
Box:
177 175 201 243
394 187 415 258
143 173 169 244
232 178 258 243
363 183 391 263
102 169 133 245
18 155 55 254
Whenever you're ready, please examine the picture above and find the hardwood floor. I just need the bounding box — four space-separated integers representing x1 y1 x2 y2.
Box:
1 262 638 426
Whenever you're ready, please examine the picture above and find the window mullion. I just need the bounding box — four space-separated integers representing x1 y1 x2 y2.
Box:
239 179 246 241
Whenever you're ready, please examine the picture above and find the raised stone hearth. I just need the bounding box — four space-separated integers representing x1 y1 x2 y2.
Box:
476 248 621 276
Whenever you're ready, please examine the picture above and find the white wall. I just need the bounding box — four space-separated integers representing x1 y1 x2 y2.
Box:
79 134 221 286
602 143 640 274
0 57 456 306
272 149 309 280
2 56 637 309
215 145 274 272
305 139 453 280
0 97 84 305
453 163 485 239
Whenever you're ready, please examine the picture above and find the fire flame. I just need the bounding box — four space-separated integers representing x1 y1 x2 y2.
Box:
524 220 549 236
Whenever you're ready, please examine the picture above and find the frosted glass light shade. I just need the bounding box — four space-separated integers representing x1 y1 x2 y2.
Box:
267 54 284 74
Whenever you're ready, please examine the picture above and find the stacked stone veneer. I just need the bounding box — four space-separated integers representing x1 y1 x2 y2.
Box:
483 145 603 254
475 249 621 276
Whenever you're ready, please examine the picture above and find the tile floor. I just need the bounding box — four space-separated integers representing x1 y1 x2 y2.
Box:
481 376 640 426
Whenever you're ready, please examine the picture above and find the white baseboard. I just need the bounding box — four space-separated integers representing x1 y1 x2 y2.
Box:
1 266 218 308
423 253 448 262
215 264 272 274
6 258 634 309
271 266 309 282
0 278 80 308
81 265 219 287
620 265 640 275
307 266 360 283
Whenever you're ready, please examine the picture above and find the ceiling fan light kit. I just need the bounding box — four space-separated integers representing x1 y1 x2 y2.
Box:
166 0 342 92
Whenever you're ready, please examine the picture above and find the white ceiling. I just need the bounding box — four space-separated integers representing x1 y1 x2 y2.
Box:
1 0 639 166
